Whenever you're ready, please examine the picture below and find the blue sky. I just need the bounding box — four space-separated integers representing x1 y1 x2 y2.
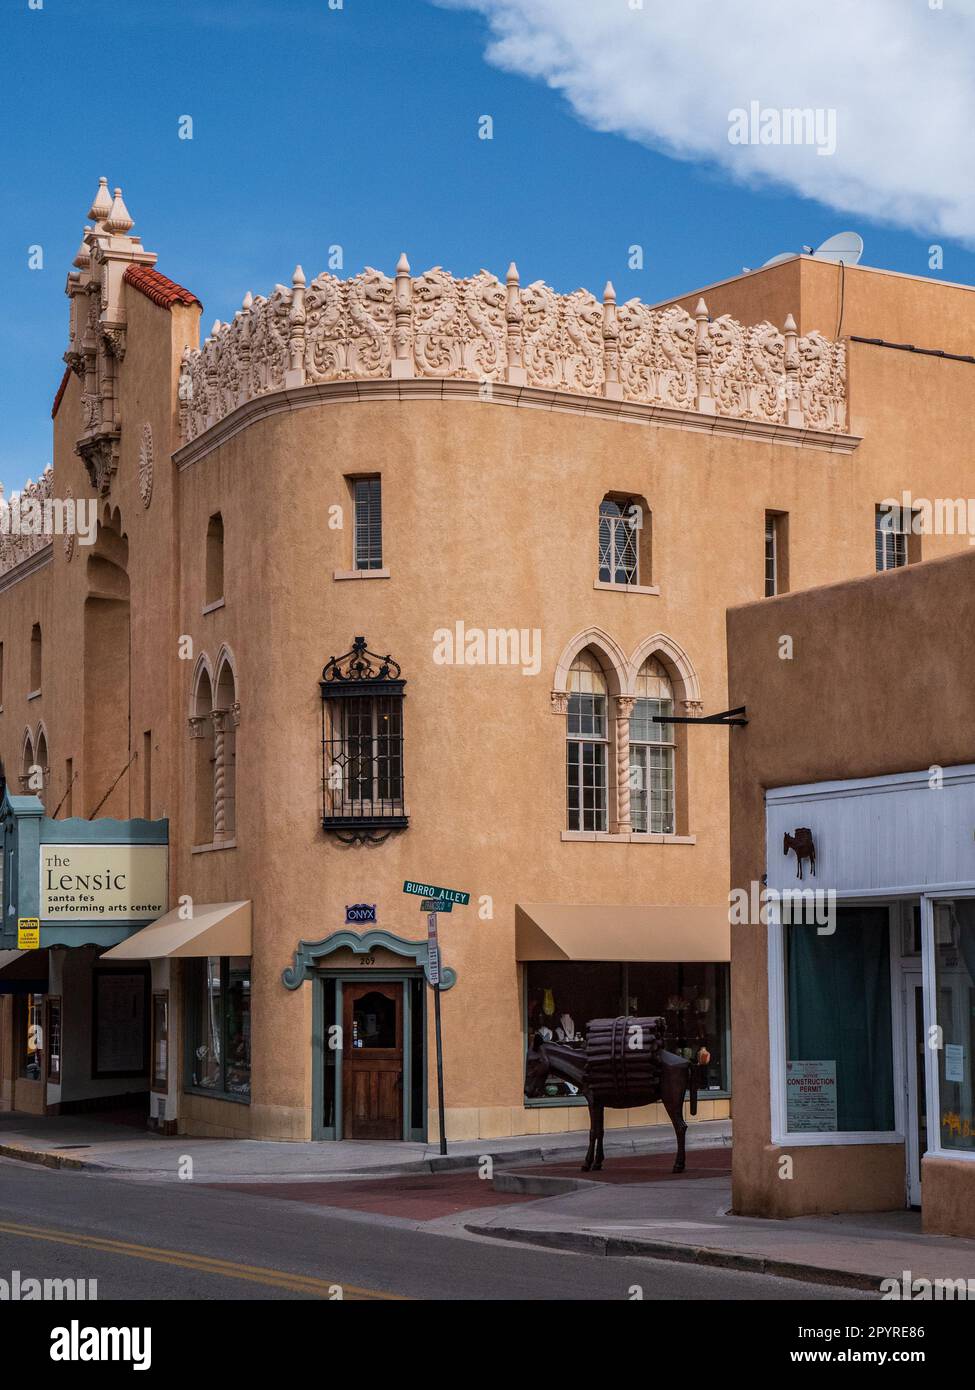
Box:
3 0 974 491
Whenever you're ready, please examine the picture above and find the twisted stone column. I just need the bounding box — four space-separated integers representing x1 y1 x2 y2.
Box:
614 696 636 833
211 709 228 839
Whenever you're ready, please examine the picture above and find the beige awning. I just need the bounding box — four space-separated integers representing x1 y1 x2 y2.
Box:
0 951 25 972
516 903 729 963
101 901 252 960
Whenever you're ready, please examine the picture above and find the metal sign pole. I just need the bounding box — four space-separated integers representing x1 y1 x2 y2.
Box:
427 911 447 1155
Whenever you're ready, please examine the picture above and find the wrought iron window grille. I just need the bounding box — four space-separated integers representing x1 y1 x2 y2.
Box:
320 636 408 844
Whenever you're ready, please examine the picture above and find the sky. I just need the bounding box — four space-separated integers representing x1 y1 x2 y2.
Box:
3 0 974 491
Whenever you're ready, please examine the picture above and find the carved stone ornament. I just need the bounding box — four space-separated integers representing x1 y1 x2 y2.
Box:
63 485 75 562
550 691 570 715
138 422 153 508
76 431 119 497
178 257 849 445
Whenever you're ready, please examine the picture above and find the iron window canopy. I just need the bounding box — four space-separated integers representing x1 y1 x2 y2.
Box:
320 636 408 843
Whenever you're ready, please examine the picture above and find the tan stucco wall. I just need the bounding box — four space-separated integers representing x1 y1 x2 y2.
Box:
727 546 975 1228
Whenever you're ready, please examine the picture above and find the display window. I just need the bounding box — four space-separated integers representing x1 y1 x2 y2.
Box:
784 906 894 1134
185 956 251 1100
524 960 729 1099
933 900 975 1152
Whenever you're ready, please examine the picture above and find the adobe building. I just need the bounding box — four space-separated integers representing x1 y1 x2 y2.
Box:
728 547 975 1237
0 176 973 1145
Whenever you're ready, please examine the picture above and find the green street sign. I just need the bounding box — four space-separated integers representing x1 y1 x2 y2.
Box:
420 898 452 914
403 880 470 906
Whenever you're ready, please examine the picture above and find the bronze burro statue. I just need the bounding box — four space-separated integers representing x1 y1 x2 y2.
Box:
524 1016 698 1173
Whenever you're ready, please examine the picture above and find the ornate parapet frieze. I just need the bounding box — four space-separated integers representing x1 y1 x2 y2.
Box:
178 257 850 444
0 468 56 577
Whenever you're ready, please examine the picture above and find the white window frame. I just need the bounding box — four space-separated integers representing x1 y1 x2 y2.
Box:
768 894 906 1147
920 889 975 1168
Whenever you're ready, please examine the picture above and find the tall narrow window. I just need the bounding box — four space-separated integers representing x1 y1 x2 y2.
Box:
206 513 224 605
0 641 5 706
566 650 609 832
764 511 789 596
629 658 675 834
321 637 407 838
34 730 48 807
214 661 237 840
64 758 74 817
142 731 152 819
875 504 909 571
29 624 41 694
353 477 383 571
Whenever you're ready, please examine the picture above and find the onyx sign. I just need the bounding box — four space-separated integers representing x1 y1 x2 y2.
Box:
345 903 377 925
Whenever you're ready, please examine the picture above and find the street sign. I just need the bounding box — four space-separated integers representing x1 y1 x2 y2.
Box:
420 898 452 914
403 880 470 906
17 917 39 950
427 940 441 986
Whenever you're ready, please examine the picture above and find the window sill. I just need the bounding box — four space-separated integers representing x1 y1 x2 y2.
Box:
182 1084 251 1106
333 568 391 581
561 831 697 845
192 837 238 854
27 689 41 701
202 598 225 615
594 580 660 596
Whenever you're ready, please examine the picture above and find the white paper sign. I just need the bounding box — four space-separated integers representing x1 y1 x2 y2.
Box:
945 1044 965 1084
787 1059 838 1132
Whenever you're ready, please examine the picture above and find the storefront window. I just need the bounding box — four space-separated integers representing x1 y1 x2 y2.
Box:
185 956 251 1100
524 961 729 1099
152 992 169 1091
21 992 43 1079
785 906 894 1133
933 900 975 1153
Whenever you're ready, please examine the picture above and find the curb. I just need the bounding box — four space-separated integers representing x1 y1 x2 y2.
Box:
0 1143 90 1172
462 1222 882 1293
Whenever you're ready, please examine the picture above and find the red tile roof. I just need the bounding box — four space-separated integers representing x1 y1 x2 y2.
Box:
51 365 70 419
123 264 201 310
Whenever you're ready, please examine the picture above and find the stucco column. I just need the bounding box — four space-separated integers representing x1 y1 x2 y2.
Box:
211 708 228 839
614 696 636 834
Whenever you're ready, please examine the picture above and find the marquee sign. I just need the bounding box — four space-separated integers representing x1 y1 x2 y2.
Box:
40 844 168 922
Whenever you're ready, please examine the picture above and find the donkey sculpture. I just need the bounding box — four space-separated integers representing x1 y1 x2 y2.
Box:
783 827 816 880
524 1019 698 1173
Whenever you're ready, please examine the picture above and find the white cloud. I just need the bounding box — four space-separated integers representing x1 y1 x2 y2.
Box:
438 0 975 245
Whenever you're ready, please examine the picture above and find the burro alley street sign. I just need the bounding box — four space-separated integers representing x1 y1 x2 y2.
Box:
402 880 470 906
403 877 470 1155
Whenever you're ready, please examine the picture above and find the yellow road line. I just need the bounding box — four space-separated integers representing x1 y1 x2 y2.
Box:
0 1220 405 1300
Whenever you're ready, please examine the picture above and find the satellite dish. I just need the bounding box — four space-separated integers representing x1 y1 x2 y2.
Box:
813 231 863 266
761 250 800 268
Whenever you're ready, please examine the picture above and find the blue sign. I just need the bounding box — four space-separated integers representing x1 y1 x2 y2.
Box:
345 903 377 925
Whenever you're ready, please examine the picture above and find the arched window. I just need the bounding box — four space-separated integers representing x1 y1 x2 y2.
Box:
566 649 609 832
191 664 215 845
598 495 651 588
35 729 49 807
20 729 35 792
29 623 42 694
214 657 238 839
629 657 675 834
206 513 224 607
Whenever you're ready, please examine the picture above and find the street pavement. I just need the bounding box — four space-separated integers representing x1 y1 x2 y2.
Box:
0 1155 868 1302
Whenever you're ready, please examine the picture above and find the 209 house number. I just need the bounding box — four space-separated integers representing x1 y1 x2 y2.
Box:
358 955 376 966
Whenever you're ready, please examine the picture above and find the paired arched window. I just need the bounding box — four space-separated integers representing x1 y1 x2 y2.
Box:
190 651 239 845
558 634 693 837
20 724 49 803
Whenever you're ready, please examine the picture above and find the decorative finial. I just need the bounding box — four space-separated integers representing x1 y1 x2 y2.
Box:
694 298 709 319
784 312 797 333
506 261 520 285
396 252 410 274
603 280 616 303
105 187 134 235
242 291 253 310
88 176 112 225
292 265 306 288
73 229 92 268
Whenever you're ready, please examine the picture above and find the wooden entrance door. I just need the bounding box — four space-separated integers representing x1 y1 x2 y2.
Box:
342 982 403 1140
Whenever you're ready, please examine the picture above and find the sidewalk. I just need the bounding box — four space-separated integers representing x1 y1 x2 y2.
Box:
0 1110 731 1182
467 1159 975 1293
